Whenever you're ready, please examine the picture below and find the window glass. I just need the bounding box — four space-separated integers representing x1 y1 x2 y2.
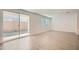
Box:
41 17 52 27
20 14 29 34
3 11 19 37
3 11 30 42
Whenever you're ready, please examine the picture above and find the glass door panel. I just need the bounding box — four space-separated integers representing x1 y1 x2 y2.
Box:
3 11 19 41
19 14 30 49
20 14 29 37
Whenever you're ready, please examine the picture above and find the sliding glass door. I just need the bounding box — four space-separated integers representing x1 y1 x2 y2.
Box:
3 11 30 42
3 11 19 41
20 14 29 37
17 14 30 49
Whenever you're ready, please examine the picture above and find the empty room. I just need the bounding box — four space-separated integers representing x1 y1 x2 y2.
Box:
0 9 79 50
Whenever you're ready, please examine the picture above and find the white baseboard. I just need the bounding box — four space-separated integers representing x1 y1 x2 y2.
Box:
30 30 51 36
52 29 76 34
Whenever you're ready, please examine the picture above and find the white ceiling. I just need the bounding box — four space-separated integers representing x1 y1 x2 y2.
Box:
26 9 79 17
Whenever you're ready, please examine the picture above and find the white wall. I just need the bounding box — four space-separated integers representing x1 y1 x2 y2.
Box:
51 12 77 33
30 13 51 35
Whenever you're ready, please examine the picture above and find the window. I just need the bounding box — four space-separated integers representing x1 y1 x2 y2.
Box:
41 16 52 27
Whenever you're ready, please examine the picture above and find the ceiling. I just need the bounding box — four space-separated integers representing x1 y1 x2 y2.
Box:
26 9 79 17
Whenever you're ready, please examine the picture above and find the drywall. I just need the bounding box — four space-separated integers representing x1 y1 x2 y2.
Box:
51 12 77 33
30 13 51 35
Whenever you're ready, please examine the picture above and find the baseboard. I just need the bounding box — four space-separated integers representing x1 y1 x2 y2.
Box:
51 30 76 34
30 30 52 36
